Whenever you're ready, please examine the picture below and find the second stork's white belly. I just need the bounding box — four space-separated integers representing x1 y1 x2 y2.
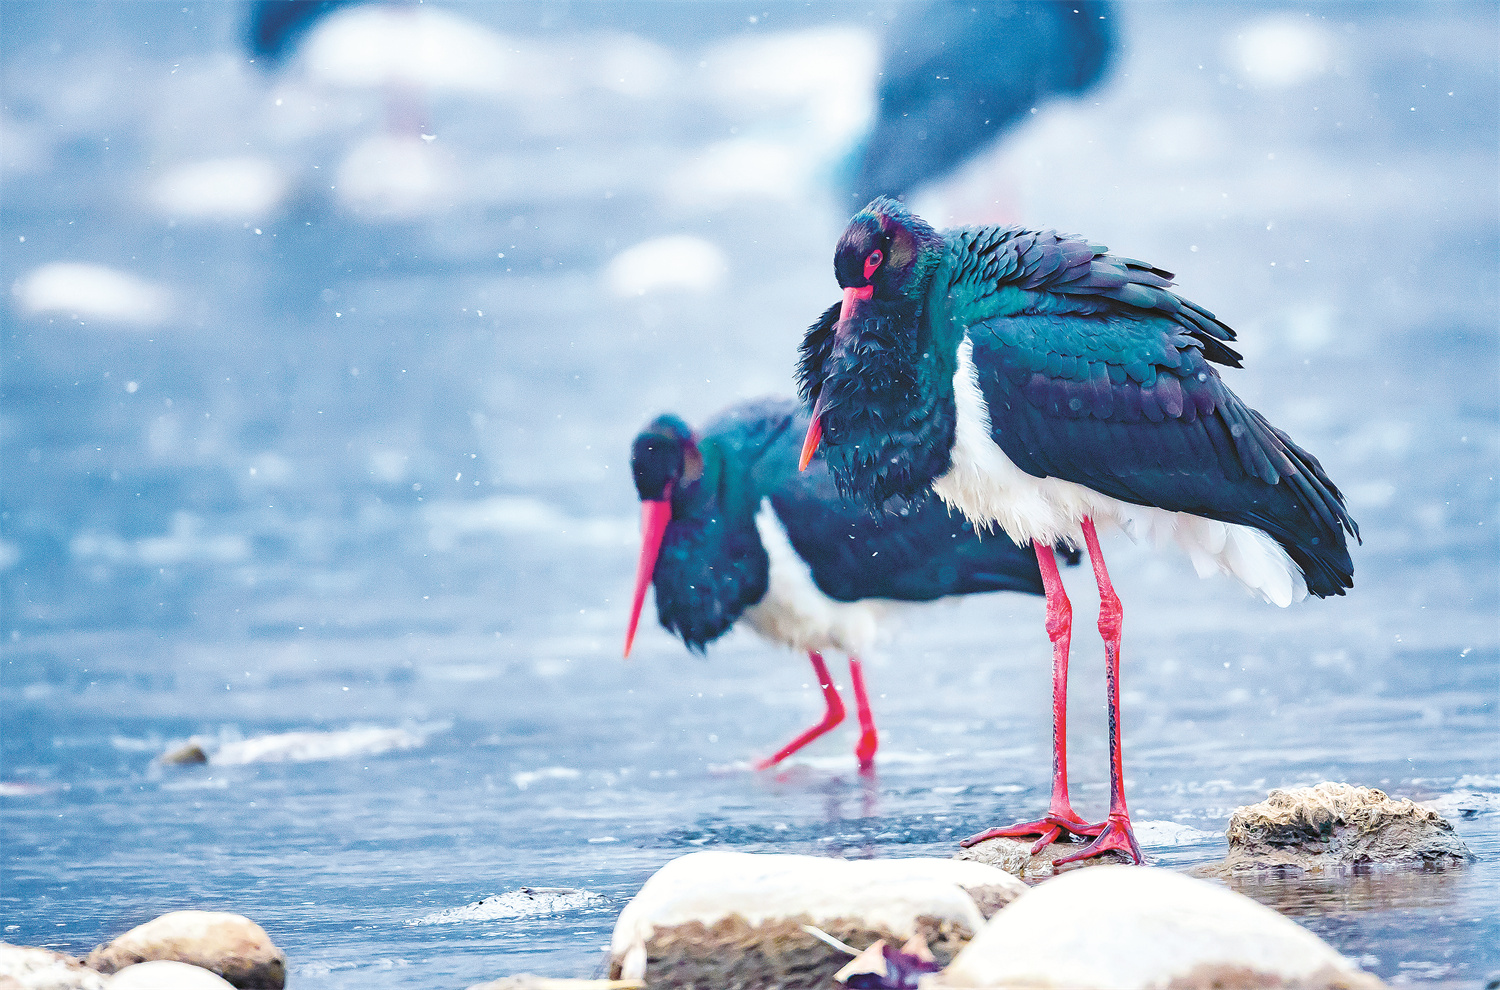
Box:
741 500 900 656
931 335 1306 607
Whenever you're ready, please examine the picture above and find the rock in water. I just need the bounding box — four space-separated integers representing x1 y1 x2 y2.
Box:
158 743 208 765
1223 782 1475 872
952 835 1130 879
107 961 237 989
0 943 109 989
84 912 285 989
935 866 1385 989
607 851 1025 989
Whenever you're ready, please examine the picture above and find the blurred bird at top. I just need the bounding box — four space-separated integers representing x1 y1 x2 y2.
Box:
844 0 1115 208
249 0 1115 208
250 1 353 64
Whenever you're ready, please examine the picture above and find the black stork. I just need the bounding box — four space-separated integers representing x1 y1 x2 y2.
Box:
624 397 1063 770
846 0 1115 208
796 198 1359 863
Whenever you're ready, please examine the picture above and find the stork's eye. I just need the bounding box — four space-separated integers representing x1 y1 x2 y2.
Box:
863 248 883 280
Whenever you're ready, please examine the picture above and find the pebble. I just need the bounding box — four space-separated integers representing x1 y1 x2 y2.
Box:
85 911 285 989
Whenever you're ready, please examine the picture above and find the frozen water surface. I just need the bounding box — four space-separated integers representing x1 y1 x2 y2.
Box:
2 2 1497 987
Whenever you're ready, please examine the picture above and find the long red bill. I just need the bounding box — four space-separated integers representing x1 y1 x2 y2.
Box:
623 498 673 658
798 414 822 472
841 283 874 322
799 284 874 472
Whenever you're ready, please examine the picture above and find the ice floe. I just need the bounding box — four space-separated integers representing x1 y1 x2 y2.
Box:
410 887 604 925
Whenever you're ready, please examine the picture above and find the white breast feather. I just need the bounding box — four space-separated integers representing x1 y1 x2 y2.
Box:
931 336 1306 607
741 499 899 655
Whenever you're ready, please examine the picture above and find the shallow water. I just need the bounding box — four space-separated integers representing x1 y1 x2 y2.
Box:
2 3 1498 988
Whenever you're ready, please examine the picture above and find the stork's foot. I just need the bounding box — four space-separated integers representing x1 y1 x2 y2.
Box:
753 712 846 771
959 810 1104 856
1052 813 1143 866
854 727 878 770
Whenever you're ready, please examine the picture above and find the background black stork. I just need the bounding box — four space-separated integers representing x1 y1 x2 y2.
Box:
844 0 1115 208
625 397 1067 771
797 197 1359 862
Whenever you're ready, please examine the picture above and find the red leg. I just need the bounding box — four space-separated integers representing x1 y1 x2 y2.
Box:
961 541 1102 853
848 656 878 769
1054 517 1143 865
754 651 846 770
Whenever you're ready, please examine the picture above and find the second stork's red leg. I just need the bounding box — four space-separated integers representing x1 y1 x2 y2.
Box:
1055 517 1144 865
848 656 878 769
961 542 1102 854
754 651 846 770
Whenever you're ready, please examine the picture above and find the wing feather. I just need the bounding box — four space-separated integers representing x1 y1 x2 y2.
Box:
946 227 1243 367
968 314 1357 597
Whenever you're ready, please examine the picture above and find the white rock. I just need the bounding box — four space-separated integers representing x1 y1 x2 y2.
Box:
608 851 1024 985
936 866 1383 989
0 943 109 989
107 961 235 989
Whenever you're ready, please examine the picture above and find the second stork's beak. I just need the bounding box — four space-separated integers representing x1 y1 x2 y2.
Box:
623 496 673 658
800 283 874 472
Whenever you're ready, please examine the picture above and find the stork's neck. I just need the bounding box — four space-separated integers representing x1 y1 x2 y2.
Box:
654 441 771 651
817 286 960 511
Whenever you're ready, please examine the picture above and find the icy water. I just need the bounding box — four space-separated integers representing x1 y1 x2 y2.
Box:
2 2 1498 988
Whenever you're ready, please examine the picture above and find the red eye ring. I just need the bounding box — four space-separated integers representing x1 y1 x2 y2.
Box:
863 248 883 281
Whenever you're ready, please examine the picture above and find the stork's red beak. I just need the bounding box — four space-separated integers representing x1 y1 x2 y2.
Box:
798 414 822 473
800 284 874 472
623 497 673 658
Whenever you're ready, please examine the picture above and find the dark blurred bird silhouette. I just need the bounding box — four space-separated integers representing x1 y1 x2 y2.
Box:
626 397 1065 771
249 0 1115 202
845 0 1115 208
249 1 352 63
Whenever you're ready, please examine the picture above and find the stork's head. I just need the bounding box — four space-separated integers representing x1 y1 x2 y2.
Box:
624 415 703 657
797 200 953 510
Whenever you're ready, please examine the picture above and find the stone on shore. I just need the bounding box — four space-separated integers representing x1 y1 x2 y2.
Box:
952 834 1130 879
158 743 208 765
107 961 236 989
0 943 109 990
1222 782 1475 872
935 865 1385 989
607 851 1025 989
84 912 285 989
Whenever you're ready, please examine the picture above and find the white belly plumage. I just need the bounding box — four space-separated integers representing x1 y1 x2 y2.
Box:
931 335 1306 607
741 499 902 655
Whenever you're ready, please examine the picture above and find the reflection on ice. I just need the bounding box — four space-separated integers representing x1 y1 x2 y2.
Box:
1226 865 1465 919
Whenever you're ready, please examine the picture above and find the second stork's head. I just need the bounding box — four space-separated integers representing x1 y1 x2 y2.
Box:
798 197 954 512
623 412 771 658
624 415 704 658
